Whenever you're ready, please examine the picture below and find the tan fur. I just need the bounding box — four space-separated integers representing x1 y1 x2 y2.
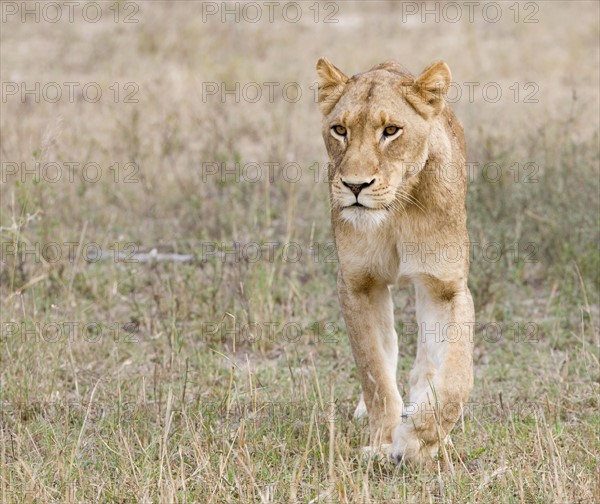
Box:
316 58 474 465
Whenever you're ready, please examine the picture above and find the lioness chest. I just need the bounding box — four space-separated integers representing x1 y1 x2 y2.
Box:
335 224 418 284
335 218 465 287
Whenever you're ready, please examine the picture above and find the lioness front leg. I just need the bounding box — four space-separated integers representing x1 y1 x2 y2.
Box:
338 273 403 451
391 277 474 464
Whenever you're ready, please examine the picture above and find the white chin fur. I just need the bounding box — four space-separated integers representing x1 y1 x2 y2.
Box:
340 207 388 229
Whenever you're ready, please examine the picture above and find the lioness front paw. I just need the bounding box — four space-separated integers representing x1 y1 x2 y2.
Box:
391 421 438 465
360 443 393 462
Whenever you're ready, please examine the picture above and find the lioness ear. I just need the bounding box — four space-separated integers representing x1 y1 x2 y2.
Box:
316 57 349 115
409 61 451 118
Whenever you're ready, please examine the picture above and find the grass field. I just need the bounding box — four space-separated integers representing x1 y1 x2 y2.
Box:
1 1 599 502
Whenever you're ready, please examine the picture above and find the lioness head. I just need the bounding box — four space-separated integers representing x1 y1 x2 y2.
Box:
316 58 452 229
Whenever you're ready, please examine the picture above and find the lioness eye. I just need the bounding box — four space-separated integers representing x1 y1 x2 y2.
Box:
383 126 400 136
332 125 347 136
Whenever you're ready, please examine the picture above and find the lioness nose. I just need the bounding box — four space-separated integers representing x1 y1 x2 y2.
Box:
341 178 376 197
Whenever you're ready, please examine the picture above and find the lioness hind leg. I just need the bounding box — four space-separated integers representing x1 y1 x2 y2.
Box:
391 280 474 464
354 393 368 420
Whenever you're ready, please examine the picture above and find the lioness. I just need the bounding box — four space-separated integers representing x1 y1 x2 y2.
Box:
316 58 474 464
